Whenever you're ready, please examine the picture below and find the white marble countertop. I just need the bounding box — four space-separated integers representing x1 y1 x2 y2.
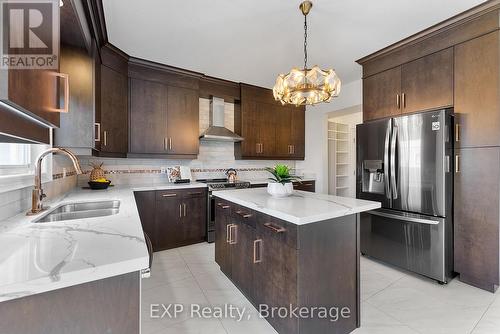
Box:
247 178 316 185
213 188 381 225
0 182 207 303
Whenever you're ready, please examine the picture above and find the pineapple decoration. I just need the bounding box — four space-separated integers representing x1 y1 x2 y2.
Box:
89 162 105 181
88 162 110 186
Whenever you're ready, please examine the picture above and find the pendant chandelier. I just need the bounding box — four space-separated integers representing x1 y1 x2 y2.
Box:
273 1 341 106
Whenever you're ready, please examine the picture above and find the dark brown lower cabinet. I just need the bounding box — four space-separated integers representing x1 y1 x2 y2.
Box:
215 200 232 275
214 198 360 334
454 147 500 292
0 272 140 334
293 180 316 192
134 188 207 252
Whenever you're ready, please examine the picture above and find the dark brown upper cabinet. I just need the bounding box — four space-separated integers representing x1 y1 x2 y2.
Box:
362 67 402 121
166 86 199 156
401 48 453 114
99 64 128 155
127 59 201 159
236 84 305 160
454 31 500 149
363 48 453 121
129 78 168 154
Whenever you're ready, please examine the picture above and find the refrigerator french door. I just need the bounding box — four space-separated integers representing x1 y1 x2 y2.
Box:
356 109 454 283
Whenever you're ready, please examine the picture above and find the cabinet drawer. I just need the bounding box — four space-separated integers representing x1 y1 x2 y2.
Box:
231 204 256 229
156 190 181 200
293 180 315 192
183 188 207 199
156 188 207 200
256 213 298 250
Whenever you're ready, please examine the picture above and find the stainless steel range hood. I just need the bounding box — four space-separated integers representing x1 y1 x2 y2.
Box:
199 97 243 142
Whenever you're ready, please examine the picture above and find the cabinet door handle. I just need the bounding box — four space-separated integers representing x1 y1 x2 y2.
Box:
292 145 295 154
164 138 168 151
260 143 264 153
253 239 263 263
229 224 237 244
236 210 252 219
264 222 286 233
226 224 231 243
402 93 406 108
103 131 107 147
94 123 101 142
179 204 182 218
162 193 177 197
217 202 230 209
302 183 314 186
455 155 460 173
169 138 173 150
455 124 460 142
183 203 187 217
396 94 400 109
53 72 70 113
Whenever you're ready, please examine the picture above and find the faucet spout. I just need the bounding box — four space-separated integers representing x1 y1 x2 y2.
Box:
27 148 83 215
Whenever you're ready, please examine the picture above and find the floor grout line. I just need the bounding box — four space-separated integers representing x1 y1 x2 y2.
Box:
468 296 498 334
178 246 230 334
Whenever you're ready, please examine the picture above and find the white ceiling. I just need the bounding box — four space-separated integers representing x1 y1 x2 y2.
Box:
103 0 487 88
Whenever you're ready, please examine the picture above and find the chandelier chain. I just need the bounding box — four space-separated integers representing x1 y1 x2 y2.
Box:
303 13 308 70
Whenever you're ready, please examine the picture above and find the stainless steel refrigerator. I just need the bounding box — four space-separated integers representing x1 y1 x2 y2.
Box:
356 108 454 283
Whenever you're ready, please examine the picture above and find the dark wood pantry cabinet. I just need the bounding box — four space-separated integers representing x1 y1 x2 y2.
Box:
134 188 207 252
357 1 500 292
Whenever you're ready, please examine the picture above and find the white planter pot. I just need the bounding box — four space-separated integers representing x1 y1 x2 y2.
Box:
267 182 294 198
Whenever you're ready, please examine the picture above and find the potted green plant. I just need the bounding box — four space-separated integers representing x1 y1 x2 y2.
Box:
265 164 302 198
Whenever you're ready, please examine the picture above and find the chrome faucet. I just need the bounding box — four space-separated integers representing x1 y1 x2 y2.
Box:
27 148 83 215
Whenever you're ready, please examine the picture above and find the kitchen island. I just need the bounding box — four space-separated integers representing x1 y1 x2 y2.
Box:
213 188 380 334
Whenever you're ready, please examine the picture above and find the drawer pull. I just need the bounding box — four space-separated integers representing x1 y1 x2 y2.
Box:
229 224 237 244
188 192 203 196
226 224 231 243
455 123 460 142
264 222 286 233
162 193 177 197
217 202 230 209
179 204 182 218
253 239 263 263
302 183 314 186
236 210 252 219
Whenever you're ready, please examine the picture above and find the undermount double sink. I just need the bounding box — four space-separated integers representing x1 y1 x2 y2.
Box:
33 200 120 223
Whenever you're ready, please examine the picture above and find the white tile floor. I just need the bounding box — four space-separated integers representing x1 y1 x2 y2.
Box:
141 243 500 334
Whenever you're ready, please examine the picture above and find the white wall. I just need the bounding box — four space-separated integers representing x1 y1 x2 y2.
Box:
296 79 362 193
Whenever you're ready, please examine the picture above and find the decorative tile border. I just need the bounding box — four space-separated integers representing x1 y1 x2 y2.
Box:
74 167 269 175
52 171 78 180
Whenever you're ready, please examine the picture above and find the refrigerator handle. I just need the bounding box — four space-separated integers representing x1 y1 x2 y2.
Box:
384 122 391 199
390 125 398 199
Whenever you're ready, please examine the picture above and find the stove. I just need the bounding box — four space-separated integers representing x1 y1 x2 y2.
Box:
197 178 251 243
197 178 251 191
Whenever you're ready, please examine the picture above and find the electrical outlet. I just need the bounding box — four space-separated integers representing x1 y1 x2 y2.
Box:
160 167 167 174
62 168 67 178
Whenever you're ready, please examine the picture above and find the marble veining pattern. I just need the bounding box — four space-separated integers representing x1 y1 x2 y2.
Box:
213 188 380 224
0 182 207 303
